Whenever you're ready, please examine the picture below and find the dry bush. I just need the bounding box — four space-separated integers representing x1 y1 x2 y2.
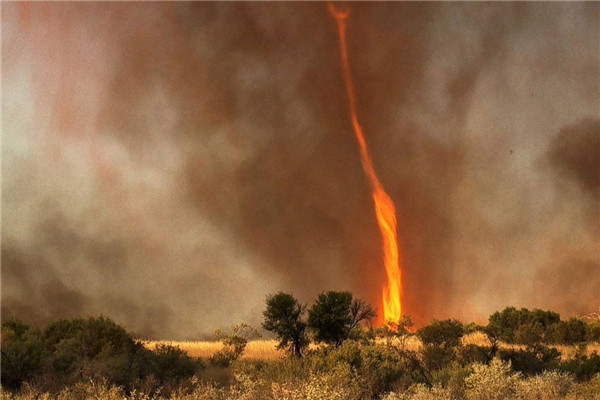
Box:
382 385 451 400
56 380 124 400
464 359 521 400
516 370 574 400
270 367 361 400
0 384 52 400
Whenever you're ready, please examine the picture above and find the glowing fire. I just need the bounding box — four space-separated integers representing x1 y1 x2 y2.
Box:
328 3 403 323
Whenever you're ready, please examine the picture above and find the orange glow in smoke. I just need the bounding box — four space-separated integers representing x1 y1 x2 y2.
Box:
328 3 403 323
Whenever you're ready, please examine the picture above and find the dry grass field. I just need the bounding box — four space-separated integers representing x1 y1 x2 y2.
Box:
145 332 600 361
144 339 285 359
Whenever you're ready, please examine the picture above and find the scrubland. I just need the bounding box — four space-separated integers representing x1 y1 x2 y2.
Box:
147 333 600 361
2 307 600 400
2 351 599 400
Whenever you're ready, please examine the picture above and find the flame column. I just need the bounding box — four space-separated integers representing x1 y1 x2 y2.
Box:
328 3 403 323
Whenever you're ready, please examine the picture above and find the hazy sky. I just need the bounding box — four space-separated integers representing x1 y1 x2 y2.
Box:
2 2 599 339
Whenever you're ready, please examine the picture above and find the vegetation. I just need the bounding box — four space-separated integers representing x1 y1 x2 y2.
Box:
487 307 592 346
1 316 201 394
209 323 261 367
261 292 309 358
2 300 600 399
307 291 376 347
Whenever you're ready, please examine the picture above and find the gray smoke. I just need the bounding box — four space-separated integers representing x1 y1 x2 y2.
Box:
2 2 598 338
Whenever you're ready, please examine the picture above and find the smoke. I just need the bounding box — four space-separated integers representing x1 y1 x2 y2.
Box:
2 2 598 338
531 118 600 316
548 119 600 200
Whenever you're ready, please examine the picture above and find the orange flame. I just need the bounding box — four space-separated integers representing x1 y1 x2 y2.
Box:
328 3 403 323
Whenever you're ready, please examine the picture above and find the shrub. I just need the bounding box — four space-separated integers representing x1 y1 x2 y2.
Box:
487 307 560 344
270 367 361 400
383 384 451 400
1 320 47 389
569 373 600 400
2 316 204 393
430 362 471 399
516 370 574 400
421 345 455 372
418 319 464 348
459 344 493 365
42 316 135 358
560 351 600 381
514 323 545 345
550 318 588 345
308 340 429 396
153 344 198 384
586 320 600 342
54 379 125 400
499 344 561 375
464 358 521 400
358 343 412 395
210 323 261 367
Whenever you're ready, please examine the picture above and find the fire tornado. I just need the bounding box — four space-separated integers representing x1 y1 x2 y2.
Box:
328 3 403 323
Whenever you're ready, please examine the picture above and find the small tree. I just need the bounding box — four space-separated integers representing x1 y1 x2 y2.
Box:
308 291 376 347
210 323 261 367
262 292 309 358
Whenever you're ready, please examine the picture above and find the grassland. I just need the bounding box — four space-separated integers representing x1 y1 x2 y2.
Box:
144 339 285 360
146 332 600 361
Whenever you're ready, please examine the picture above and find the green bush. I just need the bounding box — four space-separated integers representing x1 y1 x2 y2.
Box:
487 307 563 345
514 323 545 345
1 320 47 389
1 316 202 393
421 345 455 372
550 318 588 345
152 344 199 384
499 344 561 375
430 362 471 399
586 320 600 342
458 344 492 365
308 340 419 397
418 319 464 348
42 316 136 359
560 351 600 381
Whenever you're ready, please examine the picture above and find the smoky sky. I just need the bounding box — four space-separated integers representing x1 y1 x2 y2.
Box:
2 2 599 338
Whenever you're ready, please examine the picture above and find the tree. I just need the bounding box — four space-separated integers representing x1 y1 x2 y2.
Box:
262 292 309 358
308 291 376 347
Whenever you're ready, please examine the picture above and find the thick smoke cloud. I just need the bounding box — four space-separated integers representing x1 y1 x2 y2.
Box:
548 119 600 200
2 2 598 338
